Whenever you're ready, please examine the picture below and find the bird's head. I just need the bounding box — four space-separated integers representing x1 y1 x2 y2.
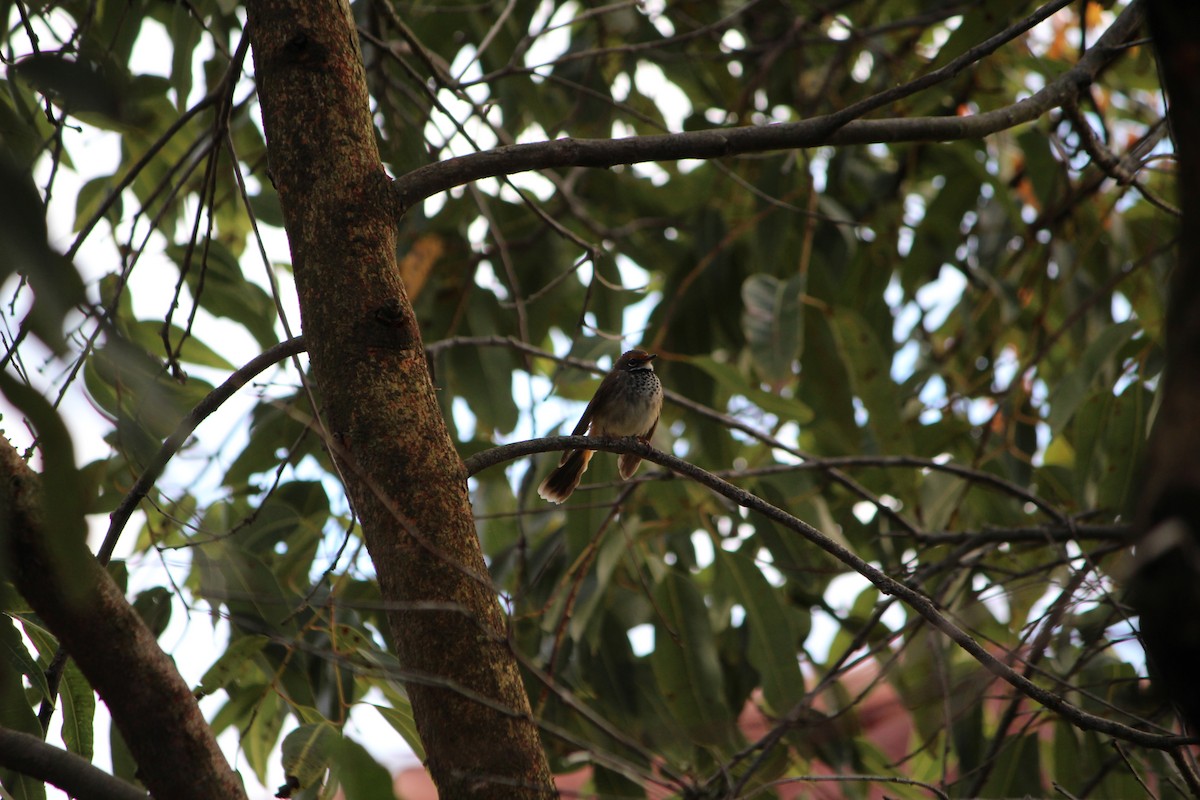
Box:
617 349 657 371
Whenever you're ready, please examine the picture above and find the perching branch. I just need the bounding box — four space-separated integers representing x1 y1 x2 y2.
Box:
468 434 1191 750
392 0 1144 211
432 334 1067 525
0 727 148 800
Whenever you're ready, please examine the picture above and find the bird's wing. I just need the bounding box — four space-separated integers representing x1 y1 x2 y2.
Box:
556 396 598 466
568 393 599 437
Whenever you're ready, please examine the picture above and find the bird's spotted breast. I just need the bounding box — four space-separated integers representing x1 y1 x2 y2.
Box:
593 368 662 437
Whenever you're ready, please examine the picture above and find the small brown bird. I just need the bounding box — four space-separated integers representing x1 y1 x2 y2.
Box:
538 349 664 504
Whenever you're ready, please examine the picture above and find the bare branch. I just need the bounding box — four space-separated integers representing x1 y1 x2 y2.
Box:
393 1 1144 211
0 727 148 800
896 524 1130 545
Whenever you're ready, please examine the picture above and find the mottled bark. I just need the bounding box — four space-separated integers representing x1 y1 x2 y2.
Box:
0 727 149 800
242 1 553 795
0 436 245 800
1134 0 1200 732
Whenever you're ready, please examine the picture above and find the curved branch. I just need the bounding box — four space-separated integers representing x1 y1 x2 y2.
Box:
99 335 306 564
469 435 1191 750
393 1 1143 210
0 727 148 800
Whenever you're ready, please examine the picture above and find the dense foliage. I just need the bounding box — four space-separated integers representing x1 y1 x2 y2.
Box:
0 1 1186 798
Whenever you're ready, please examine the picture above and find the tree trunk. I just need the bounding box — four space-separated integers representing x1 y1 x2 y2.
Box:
0 432 247 800
243 1 554 795
1134 0 1200 733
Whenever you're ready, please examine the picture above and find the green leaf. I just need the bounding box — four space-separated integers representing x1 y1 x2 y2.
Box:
210 685 263 737
58 660 95 760
0 373 90 605
916 469 962 533
1052 720 1086 795
0 156 86 353
109 722 139 786
12 614 56 662
826 307 910 454
0 615 44 798
903 147 984 293
1097 381 1148 516
370 700 426 762
85 336 217 441
713 551 804 713
331 736 398 800
122 319 235 370
280 721 340 789
0 763 47 800
196 634 270 697
1047 321 1139 433
224 394 321 487
951 691 984 778
443 292 520 435
243 691 286 784
165 3 202 112
168 240 279 349
592 764 644 798
829 585 893 682
979 733 1043 797
739 386 815 427
688 355 813 425
74 174 121 233
11 53 121 118
0 613 49 701
566 526 631 646
741 273 804 385
649 571 737 750
132 586 173 639
1017 127 1066 209
196 540 299 631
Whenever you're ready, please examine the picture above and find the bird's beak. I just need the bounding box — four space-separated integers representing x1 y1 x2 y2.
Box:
646 353 658 361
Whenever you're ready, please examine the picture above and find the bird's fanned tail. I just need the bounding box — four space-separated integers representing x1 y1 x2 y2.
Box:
538 449 594 504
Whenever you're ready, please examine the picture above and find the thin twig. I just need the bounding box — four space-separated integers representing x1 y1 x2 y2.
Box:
746 773 950 800
99 336 307 565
